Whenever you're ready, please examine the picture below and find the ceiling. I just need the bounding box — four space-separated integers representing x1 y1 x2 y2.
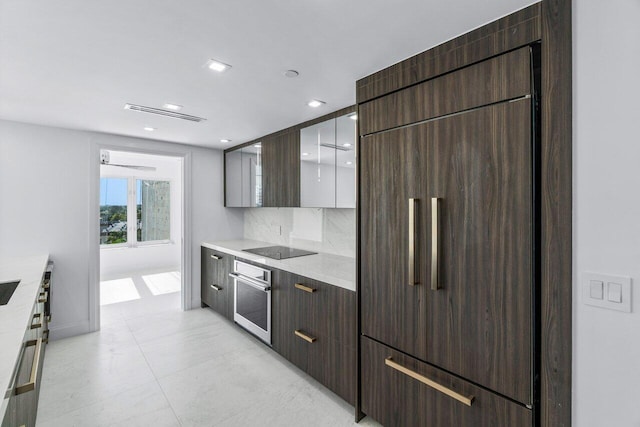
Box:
0 0 536 149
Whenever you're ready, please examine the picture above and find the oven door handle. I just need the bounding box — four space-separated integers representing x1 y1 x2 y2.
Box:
229 273 271 292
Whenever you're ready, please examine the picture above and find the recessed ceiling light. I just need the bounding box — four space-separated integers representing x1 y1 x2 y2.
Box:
284 70 299 78
342 143 352 147
144 127 156 132
254 144 261 148
302 152 310 156
346 161 353 165
220 139 231 143
163 103 182 111
307 99 325 108
207 59 231 72
348 113 358 120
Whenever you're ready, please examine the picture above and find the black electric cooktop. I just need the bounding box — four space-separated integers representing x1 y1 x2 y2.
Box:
243 246 317 260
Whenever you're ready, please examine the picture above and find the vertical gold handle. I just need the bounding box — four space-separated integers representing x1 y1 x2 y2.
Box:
431 197 440 291
408 198 418 285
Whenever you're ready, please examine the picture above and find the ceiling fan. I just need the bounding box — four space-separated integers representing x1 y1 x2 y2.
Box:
99 150 156 171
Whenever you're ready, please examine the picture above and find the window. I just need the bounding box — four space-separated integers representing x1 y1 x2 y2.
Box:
100 177 171 246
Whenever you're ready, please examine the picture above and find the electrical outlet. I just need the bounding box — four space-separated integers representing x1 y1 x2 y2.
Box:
582 272 632 313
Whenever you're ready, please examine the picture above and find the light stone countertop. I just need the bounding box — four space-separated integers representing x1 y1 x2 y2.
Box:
202 240 355 291
0 254 49 418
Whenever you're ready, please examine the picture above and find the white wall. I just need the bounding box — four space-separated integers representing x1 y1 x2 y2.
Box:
0 119 244 339
573 1 640 425
100 151 182 279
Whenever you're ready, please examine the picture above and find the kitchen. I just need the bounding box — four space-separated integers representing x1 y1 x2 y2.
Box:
0 1 638 426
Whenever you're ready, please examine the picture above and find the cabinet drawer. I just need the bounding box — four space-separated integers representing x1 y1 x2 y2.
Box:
290 276 355 348
307 335 355 405
201 247 234 320
361 336 532 427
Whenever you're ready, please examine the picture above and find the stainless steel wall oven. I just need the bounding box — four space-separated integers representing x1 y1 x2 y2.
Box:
230 260 271 345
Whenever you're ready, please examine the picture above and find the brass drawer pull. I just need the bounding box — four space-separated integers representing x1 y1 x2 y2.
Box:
294 283 316 293
210 254 222 260
43 280 50 290
385 357 474 406
16 338 43 395
30 313 42 329
431 197 440 291
294 330 316 343
210 284 222 291
38 291 48 303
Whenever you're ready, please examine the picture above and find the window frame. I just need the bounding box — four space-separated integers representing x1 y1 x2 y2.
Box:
100 175 174 248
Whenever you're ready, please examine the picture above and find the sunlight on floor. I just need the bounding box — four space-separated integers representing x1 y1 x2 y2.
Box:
100 278 141 305
142 271 181 296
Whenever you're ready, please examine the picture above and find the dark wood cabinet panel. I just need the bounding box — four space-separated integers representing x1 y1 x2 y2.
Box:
357 3 572 425
361 100 533 404
360 336 532 427
262 132 300 207
308 335 355 405
356 3 540 103
426 100 533 405
201 247 234 320
271 269 310 370
359 47 531 135
271 268 356 405
360 119 428 358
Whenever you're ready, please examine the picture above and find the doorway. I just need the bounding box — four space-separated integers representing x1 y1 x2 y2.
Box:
98 150 184 325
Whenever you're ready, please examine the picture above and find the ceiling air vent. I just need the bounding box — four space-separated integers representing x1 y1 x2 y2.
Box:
124 103 206 122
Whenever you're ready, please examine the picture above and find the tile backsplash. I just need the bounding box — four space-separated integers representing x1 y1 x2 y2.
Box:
244 208 355 258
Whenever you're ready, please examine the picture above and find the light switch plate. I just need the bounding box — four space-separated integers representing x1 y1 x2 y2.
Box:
582 272 632 312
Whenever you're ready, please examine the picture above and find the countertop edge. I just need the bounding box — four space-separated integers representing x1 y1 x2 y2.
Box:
201 240 355 292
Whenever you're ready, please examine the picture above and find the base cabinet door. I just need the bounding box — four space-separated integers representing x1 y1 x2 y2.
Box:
201 247 234 320
271 269 356 405
361 336 532 427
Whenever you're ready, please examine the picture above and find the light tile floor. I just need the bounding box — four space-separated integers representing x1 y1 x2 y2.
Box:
37 281 381 426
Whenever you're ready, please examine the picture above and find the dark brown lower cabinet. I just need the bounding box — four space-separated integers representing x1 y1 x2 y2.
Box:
200 247 234 320
271 269 356 405
361 336 532 427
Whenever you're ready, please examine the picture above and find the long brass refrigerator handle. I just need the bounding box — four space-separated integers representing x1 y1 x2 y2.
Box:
385 357 474 406
431 197 440 291
408 198 418 285
15 338 43 395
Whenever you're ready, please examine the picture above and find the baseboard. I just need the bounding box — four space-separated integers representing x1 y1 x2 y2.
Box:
48 319 91 340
